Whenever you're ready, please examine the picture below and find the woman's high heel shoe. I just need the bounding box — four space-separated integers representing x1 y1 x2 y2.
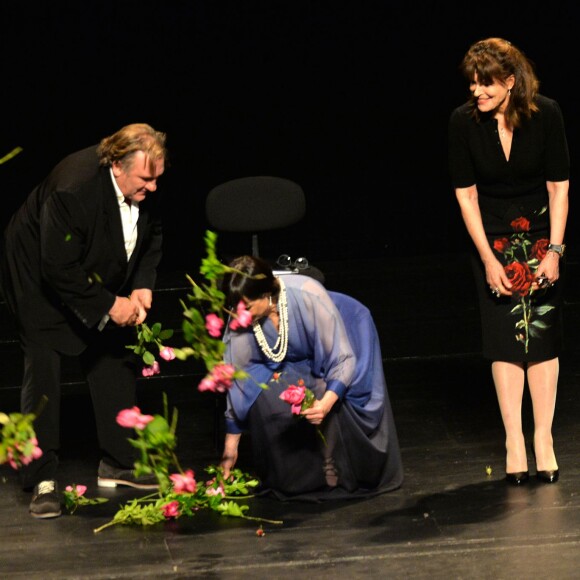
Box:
505 471 529 485
536 469 559 483
531 442 559 484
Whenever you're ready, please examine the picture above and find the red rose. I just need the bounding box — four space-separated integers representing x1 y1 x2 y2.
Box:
493 237 510 253
504 261 534 297
530 238 549 261
162 500 180 519
510 217 530 232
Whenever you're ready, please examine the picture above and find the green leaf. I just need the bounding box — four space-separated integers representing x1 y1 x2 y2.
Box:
217 500 249 518
534 305 555 316
172 348 188 361
144 415 170 437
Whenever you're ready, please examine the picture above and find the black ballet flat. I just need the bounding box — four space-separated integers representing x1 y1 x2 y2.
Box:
505 471 529 485
536 469 559 484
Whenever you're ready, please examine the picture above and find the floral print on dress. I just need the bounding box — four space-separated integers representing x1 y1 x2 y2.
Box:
492 212 554 353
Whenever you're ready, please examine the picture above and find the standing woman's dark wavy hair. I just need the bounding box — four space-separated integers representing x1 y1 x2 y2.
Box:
221 255 279 311
460 37 540 129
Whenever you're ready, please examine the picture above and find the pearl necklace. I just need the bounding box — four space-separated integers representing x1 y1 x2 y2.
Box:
252 278 288 362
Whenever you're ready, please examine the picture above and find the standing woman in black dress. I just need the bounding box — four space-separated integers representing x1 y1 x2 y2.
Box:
448 38 570 484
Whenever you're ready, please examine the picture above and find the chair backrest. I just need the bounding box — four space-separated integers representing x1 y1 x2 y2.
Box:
205 176 306 256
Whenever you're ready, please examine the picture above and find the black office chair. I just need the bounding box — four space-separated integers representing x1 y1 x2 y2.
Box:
205 175 325 284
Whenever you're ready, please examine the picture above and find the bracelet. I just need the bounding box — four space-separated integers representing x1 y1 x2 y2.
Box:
547 243 566 257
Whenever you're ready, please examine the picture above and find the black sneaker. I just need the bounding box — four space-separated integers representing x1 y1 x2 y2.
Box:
97 460 159 490
30 480 62 519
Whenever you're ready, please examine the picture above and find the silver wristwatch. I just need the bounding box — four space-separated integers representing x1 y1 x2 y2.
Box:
547 243 566 257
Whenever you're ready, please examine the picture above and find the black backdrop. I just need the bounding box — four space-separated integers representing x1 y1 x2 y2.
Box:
2 1 579 271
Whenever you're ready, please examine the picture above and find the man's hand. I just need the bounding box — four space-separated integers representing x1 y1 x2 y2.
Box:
108 296 140 326
130 289 153 325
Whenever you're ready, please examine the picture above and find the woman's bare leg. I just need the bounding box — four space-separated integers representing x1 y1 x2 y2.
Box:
527 358 559 471
492 361 528 473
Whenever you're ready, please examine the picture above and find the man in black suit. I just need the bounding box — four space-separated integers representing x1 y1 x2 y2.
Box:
0 123 168 518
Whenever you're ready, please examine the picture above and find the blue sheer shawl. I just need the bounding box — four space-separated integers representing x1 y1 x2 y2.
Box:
223 275 386 435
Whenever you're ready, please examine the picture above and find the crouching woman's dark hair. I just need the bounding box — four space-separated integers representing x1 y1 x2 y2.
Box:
221 255 279 310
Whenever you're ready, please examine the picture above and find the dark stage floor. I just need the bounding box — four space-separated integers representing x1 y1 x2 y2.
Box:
1 253 579 579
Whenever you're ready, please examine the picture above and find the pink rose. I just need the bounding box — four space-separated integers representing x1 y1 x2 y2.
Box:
169 469 196 494
206 484 225 497
236 310 253 328
205 313 224 338
29 437 43 461
159 347 176 361
7 450 18 470
197 364 237 393
229 301 253 330
116 406 155 430
279 385 306 415
211 363 236 392
142 361 161 377
32 447 43 460
65 484 87 496
198 376 217 392
116 407 142 427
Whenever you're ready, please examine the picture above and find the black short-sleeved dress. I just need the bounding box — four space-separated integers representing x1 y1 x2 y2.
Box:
448 95 570 362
